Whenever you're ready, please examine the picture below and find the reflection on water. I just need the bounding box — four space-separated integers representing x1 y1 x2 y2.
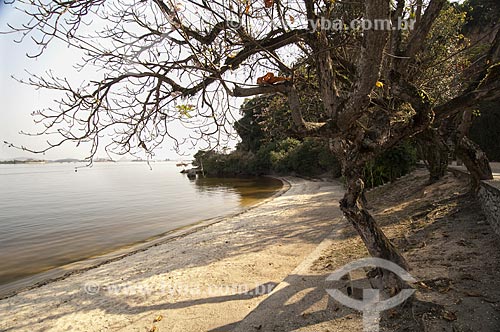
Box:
0 162 282 289
194 176 283 206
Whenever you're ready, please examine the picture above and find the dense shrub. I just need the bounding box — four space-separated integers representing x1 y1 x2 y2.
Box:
470 101 500 161
286 139 340 177
196 139 416 183
362 140 418 188
194 138 340 177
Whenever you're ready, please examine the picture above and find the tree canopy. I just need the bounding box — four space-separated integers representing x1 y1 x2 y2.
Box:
5 0 497 159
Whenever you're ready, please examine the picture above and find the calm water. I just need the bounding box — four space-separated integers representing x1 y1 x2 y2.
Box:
0 162 282 289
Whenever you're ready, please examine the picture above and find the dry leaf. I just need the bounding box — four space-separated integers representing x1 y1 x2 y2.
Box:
174 3 183 11
438 286 452 293
442 310 457 321
387 309 399 318
256 72 291 85
463 290 481 297
264 0 273 8
417 281 432 291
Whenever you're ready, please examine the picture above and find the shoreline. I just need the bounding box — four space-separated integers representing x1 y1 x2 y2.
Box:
0 177 345 332
0 177 290 300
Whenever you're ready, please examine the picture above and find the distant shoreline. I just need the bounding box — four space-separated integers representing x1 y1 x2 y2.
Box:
0 159 178 164
0 160 47 164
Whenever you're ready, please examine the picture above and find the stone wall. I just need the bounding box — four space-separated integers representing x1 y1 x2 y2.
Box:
477 181 500 236
449 167 500 236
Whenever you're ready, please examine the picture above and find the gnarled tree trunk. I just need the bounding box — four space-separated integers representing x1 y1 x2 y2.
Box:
456 137 493 185
455 110 493 188
339 164 409 291
417 128 449 183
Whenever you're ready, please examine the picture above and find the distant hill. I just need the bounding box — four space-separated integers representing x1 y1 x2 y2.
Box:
0 158 46 164
50 158 84 163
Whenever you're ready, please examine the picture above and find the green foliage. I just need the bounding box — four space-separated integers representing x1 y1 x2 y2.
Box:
470 101 500 162
194 150 257 176
195 138 340 177
460 0 500 33
198 125 416 182
199 67 417 180
208 73 343 178
285 139 341 177
415 3 469 104
175 104 195 118
268 138 301 173
362 140 418 188
235 67 329 151
234 97 269 152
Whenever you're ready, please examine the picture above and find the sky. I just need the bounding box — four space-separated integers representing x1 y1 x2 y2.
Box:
0 6 92 160
0 4 239 161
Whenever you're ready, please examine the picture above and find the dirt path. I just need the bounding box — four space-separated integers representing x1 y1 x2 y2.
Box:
0 178 345 332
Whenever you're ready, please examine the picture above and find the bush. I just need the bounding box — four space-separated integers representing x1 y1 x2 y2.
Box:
194 150 257 176
195 138 341 177
196 139 416 183
286 139 340 177
362 140 418 188
470 101 500 161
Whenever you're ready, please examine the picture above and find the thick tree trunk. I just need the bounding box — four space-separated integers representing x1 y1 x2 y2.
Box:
455 110 493 188
456 137 493 187
340 167 409 291
417 128 449 183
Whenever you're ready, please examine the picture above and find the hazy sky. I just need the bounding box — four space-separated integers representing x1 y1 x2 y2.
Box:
0 6 93 160
0 4 239 161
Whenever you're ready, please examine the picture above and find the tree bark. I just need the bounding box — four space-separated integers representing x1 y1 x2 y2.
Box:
417 128 449 183
455 110 493 188
456 137 493 187
339 165 409 290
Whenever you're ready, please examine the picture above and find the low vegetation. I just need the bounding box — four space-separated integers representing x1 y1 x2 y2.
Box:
195 95 418 188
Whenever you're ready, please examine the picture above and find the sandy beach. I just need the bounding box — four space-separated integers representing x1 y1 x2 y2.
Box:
0 177 345 332
2 170 500 332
